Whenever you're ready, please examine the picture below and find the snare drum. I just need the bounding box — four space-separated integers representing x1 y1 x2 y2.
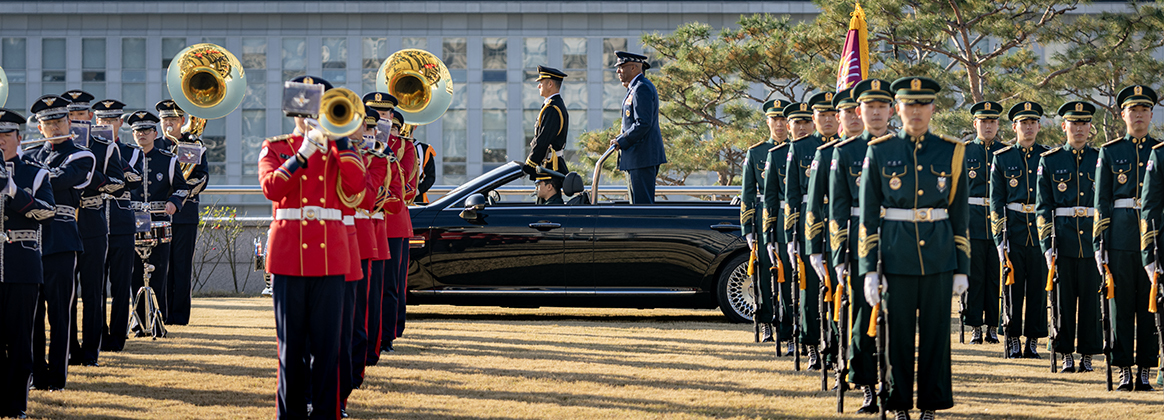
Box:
134 229 156 247
152 221 173 244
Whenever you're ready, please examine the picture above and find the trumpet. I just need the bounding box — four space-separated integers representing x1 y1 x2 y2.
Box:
21 134 76 148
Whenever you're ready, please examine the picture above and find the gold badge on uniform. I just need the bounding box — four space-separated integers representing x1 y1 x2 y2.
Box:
889 175 902 190
969 170 977 179
937 177 947 192
1118 173 1128 184
1057 182 1067 192
1008 178 1018 188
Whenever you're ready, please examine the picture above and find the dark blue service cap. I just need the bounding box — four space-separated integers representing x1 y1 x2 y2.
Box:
30 95 70 122
92 99 127 119
155 99 187 118
536 65 568 81
0 108 26 133
62 90 95 111
613 51 650 70
390 109 404 127
290 75 333 91
125 110 161 132
364 104 380 126
363 92 397 111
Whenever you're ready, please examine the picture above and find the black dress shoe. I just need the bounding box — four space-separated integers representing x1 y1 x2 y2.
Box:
341 409 349 418
1134 367 1155 391
806 346 821 371
1117 366 1134 391
381 341 395 353
1005 337 1022 359
984 329 1000 344
760 323 775 343
969 327 983 345
1059 354 1075 373
857 385 879 414
1023 338 1040 359
82 360 100 367
1078 354 1094 372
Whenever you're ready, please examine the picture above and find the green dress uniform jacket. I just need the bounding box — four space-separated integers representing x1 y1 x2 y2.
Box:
990 142 1050 339
1096 135 1157 252
963 137 1005 329
1035 144 1102 356
741 138 777 323
965 138 1006 241
784 132 837 345
761 140 795 339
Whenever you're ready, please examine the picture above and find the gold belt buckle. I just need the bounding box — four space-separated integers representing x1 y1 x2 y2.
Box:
1075 207 1087 217
1023 204 1035 213
1136 198 1143 208
304 208 317 220
915 208 931 221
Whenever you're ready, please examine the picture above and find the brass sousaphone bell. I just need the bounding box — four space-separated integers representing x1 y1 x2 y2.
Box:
376 49 454 127
164 43 246 179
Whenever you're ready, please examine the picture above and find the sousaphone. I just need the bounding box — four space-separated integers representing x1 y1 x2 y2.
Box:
164 43 247 180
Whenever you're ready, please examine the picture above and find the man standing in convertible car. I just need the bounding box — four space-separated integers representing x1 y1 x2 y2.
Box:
609 51 666 204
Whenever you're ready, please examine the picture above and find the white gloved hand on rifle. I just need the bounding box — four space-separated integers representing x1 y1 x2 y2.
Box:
864 272 882 306
953 274 968 295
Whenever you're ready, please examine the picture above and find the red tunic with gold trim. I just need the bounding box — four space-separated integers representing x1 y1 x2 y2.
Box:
385 135 414 239
355 149 386 261
258 133 366 277
374 151 400 260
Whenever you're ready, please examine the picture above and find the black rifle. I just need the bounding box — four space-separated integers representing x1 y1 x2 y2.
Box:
790 241 802 372
1047 230 1060 373
1099 236 1114 391
1001 238 1015 359
873 226 890 420
837 243 850 413
958 290 966 344
751 248 761 343
820 264 831 391
1151 220 1164 398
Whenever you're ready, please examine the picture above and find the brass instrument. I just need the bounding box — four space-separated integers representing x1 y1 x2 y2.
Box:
0 65 8 107
375 49 453 126
318 88 364 138
164 43 246 183
21 134 77 148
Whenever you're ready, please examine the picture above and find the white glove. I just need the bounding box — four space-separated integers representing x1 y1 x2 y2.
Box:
766 243 777 265
864 272 882 306
1095 248 1106 280
1 176 14 198
787 241 799 264
1146 262 1157 281
953 274 969 295
1044 250 1055 271
746 233 755 251
809 254 826 280
996 241 1008 263
297 133 321 161
835 263 848 287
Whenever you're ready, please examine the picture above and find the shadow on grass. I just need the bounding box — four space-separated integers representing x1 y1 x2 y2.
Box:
409 311 732 324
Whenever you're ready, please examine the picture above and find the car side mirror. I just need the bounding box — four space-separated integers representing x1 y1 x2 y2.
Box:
460 193 487 220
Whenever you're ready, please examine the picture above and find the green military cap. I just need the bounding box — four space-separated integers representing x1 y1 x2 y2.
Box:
1008 101 1043 122
1057 101 1096 122
763 99 788 118
808 91 838 112
1116 85 1157 109
783 102 813 122
969 101 1002 120
889 76 940 104
833 88 858 110
852 78 893 103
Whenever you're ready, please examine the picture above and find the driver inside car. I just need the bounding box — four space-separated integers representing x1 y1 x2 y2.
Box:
534 170 565 205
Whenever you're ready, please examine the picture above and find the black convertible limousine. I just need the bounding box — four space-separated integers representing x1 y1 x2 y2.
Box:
405 158 758 323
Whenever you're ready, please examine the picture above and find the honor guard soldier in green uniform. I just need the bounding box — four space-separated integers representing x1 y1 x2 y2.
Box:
784 91 840 370
859 76 969 420
829 79 893 413
1106 84 1161 391
990 101 1050 359
964 101 1006 345
764 101 813 356
1035 101 1102 373
741 99 787 341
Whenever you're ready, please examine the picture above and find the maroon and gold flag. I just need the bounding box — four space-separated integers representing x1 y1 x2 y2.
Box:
835 2 869 92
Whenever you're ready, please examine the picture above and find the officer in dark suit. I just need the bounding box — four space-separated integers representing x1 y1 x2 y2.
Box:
859 77 969 420
1036 101 1102 373
62 90 125 367
990 101 1050 359
0 108 55 419
1105 85 1161 390
784 91 840 371
742 99 787 342
763 102 815 356
156 100 209 326
91 99 142 351
29 95 96 391
534 171 565 205
828 79 893 413
609 51 667 204
124 111 190 330
963 101 1006 345
525 65 570 179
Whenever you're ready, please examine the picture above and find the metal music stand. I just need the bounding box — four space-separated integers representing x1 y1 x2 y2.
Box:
128 217 168 339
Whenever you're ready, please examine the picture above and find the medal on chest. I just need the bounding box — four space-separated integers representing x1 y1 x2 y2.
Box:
937 176 947 193
968 170 977 179
156 172 164 181
889 175 902 190
1008 178 1018 188
1057 182 1067 192
1118 173 1128 184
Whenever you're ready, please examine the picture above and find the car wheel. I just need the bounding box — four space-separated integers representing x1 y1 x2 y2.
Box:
716 253 755 323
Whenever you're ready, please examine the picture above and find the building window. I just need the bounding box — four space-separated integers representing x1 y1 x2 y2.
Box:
282 37 306 82
603 38 629 129
522 38 547 147
522 37 546 69
482 81 507 167
161 38 186 100
402 37 427 51
81 38 106 99
443 37 467 83
2 38 27 111
202 117 227 175
442 109 467 184
121 38 146 109
362 37 388 94
42 38 66 95
321 37 346 84
241 109 266 177
241 37 268 177
482 37 507 83
563 37 587 70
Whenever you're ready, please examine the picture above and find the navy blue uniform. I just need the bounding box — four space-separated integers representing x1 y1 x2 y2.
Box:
31 139 94 390
0 157 54 417
103 139 142 351
164 134 208 325
70 134 125 365
126 145 189 327
614 73 667 204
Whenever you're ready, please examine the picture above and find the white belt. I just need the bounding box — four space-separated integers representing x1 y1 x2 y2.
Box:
1114 198 1141 209
274 206 343 221
55 205 77 219
882 207 948 222
131 201 169 213
372 213 384 220
851 207 860 217
354 212 371 220
80 196 104 209
968 197 987 206
1006 202 1036 213
1054 206 1095 217
343 215 355 226
5 229 39 243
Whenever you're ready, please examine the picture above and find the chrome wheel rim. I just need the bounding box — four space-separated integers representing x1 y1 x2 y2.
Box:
726 261 756 321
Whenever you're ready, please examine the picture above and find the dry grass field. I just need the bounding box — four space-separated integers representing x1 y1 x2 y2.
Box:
27 298 1164 419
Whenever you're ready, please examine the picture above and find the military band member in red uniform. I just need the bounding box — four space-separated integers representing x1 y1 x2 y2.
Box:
362 91 398 363
258 76 366 419
382 109 416 353
0 108 56 419
350 104 390 389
